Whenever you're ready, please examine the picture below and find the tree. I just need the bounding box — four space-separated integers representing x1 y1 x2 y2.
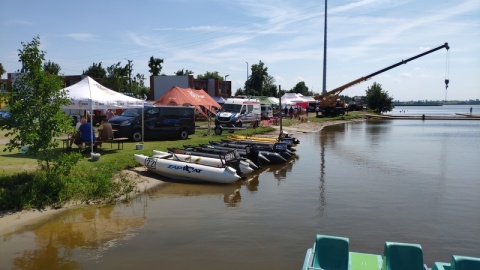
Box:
148 56 164 76
246 61 278 97
234 88 245 96
290 81 310 95
247 61 268 96
43 60 61 75
175 69 194 76
0 36 75 173
197 71 222 80
0 63 6 77
103 62 128 92
365 82 394 114
131 73 150 99
83 62 106 79
0 63 5 92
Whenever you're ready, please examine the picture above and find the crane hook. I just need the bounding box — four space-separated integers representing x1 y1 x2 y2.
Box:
445 79 449 90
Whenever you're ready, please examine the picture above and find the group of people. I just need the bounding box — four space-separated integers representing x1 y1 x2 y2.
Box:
283 106 306 119
67 115 114 152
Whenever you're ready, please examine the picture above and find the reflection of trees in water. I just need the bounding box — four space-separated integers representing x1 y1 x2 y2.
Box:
10 206 146 269
13 240 78 270
365 120 391 145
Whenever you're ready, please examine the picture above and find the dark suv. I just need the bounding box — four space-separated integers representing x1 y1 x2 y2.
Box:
108 105 195 141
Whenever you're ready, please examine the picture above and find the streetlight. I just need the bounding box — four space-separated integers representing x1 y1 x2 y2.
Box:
224 75 229 96
246 62 249 97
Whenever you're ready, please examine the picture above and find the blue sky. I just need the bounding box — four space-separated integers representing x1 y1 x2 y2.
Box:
1 0 479 101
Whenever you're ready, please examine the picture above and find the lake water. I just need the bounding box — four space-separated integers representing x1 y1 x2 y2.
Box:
1 105 479 270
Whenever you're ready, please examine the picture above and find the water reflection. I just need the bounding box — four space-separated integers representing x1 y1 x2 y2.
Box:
147 182 243 206
7 206 146 270
271 158 296 182
317 131 327 217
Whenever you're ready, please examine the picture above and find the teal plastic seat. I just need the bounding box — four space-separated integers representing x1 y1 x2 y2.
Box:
312 234 350 270
451 255 480 270
382 242 424 270
433 255 480 270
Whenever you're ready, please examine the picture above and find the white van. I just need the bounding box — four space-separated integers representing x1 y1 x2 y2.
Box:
261 104 273 120
215 98 261 129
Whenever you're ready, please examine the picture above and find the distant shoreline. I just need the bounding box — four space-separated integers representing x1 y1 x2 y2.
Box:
394 104 443 106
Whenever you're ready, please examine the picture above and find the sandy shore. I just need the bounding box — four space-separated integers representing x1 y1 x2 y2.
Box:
0 118 363 236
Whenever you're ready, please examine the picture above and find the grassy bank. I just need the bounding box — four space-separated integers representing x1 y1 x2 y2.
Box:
0 113 365 211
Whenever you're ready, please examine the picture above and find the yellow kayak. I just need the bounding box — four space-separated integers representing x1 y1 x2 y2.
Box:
228 134 300 147
228 134 280 143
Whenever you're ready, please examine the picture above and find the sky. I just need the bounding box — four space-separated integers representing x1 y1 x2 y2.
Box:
1 0 479 101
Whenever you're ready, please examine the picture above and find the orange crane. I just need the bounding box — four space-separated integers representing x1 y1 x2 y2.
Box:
315 42 450 116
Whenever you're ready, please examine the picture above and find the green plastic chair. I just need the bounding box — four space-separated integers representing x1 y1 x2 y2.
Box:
451 255 480 270
382 242 425 270
312 234 350 270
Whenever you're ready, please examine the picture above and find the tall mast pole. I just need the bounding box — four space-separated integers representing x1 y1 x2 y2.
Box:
322 0 327 94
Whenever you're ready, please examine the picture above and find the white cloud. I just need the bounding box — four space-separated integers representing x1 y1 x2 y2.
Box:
66 33 96 42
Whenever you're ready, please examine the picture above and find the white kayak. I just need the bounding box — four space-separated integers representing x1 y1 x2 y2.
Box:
152 150 254 175
134 153 241 184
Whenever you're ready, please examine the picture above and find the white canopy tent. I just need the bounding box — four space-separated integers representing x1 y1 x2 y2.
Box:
62 76 145 154
280 93 308 107
62 76 144 110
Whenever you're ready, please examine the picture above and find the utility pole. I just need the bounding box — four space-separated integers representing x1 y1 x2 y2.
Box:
125 59 133 91
322 0 327 94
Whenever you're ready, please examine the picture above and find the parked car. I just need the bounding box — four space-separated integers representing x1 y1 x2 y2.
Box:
0 109 11 119
108 105 196 142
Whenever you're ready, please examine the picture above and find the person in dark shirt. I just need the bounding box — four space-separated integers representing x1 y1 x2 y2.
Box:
76 117 95 151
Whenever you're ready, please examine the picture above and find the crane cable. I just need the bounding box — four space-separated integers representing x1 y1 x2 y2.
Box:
444 47 450 101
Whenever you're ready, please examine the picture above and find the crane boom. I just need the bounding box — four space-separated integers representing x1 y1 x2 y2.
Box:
316 42 450 116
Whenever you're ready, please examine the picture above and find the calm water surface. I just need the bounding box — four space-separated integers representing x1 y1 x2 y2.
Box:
1 105 479 270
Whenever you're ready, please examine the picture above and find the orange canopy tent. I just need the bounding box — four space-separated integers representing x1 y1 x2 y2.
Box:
153 86 220 118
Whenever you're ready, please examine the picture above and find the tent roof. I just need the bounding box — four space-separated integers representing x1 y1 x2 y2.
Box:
62 76 144 110
281 93 308 104
153 86 221 118
252 96 278 105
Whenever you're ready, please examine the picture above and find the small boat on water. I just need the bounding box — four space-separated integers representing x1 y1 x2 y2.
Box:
228 132 300 146
216 140 295 159
134 153 241 184
198 144 288 165
168 147 260 171
302 234 480 270
183 144 272 166
153 150 254 175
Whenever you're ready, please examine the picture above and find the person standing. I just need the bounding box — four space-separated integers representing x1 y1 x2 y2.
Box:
68 116 84 149
470 107 473 114
107 109 115 120
315 106 320 117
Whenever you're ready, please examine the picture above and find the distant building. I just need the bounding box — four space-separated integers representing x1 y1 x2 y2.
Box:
4 73 92 89
149 75 231 101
